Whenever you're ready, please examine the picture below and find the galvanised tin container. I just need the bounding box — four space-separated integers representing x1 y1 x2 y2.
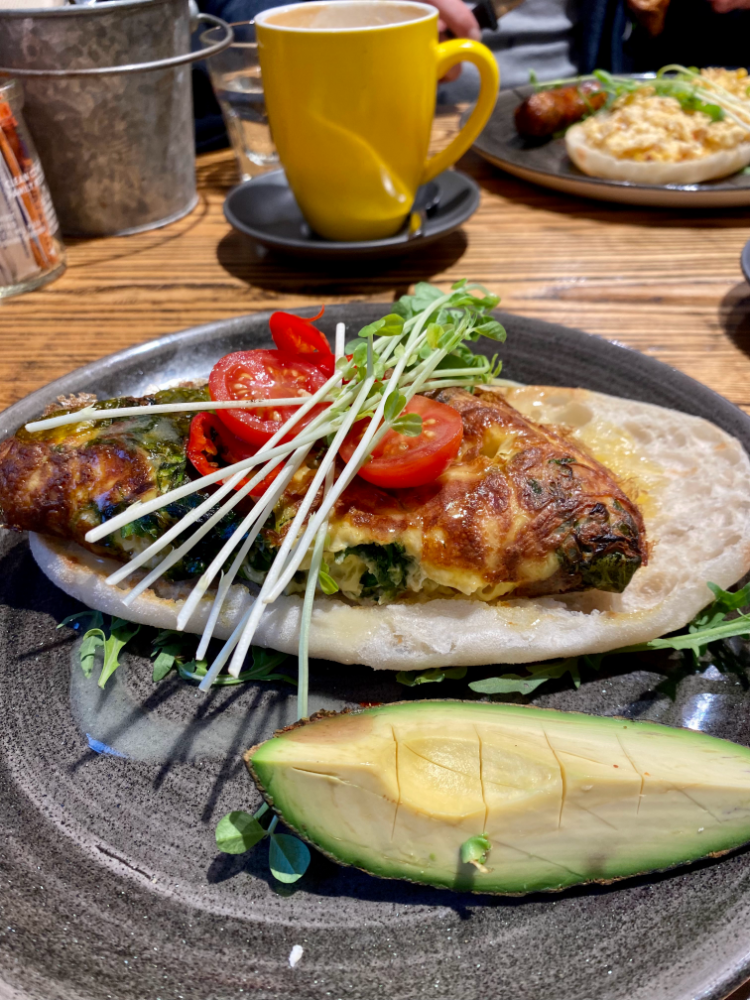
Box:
0 0 232 236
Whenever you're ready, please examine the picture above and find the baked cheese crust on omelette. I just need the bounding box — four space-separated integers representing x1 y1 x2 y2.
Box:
3 382 750 669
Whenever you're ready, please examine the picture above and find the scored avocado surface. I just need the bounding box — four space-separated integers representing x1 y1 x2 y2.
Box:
246 701 750 895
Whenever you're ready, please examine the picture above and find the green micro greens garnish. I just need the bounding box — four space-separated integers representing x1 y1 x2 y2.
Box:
215 805 311 884
532 65 750 132
461 833 492 872
468 657 585 696
23 396 318 434
66 282 505 712
215 806 270 853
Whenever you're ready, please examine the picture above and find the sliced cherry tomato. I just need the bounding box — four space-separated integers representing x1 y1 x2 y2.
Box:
268 306 334 378
270 307 332 359
270 308 334 376
187 412 281 497
339 395 463 489
291 350 335 378
209 349 329 446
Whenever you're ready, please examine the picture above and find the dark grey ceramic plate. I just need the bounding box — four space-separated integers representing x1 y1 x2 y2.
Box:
3 305 750 1000
223 168 480 259
474 85 750 208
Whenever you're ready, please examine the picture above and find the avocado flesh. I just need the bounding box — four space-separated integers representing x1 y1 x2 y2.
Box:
247 701 750 894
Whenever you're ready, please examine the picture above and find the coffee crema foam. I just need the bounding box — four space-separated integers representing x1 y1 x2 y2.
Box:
262 2 433 29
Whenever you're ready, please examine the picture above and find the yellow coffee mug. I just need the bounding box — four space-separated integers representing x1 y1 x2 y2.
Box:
255 1 499 241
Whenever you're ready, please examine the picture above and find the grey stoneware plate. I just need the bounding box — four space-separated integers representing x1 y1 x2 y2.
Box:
4 304 750 1000
473 84 750 208
223 168 480 259
742 238 750 285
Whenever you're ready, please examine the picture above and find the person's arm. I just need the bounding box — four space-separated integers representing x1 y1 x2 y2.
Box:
626 0 670 36
429 0 483 38
427 0 482 81
705 0 750 11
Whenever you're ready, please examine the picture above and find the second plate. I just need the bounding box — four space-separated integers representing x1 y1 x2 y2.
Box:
474 85 750 208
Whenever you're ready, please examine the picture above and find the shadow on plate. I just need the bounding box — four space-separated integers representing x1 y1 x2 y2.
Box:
0 531 81 620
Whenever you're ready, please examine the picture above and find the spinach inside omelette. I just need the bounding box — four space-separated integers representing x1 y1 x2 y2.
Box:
0 383 646 604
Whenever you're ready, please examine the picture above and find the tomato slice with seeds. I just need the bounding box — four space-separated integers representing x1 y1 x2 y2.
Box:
186 412 281 497
339 395 463 489
209 349 329 446
293 349 335 377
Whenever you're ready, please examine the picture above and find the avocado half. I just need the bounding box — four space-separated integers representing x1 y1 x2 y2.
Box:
245 701 750 895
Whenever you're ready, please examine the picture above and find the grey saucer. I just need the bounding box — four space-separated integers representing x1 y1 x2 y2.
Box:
474 85 750 208
223 168 479 258
3 306 750 1000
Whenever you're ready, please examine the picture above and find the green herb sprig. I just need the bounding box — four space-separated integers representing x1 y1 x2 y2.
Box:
468 657 585 696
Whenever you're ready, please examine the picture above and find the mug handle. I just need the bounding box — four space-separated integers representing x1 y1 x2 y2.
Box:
420 39 499 184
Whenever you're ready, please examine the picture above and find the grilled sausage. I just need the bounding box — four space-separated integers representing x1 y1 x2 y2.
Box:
515 82 607 139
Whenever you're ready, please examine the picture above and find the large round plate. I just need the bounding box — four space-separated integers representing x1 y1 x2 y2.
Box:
3 305 750 1000
473 85 750 208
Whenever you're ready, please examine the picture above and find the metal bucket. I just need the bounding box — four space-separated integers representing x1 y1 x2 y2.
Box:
0 0 232 236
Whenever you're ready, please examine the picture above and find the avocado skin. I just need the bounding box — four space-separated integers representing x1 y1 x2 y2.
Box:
245 701 750 896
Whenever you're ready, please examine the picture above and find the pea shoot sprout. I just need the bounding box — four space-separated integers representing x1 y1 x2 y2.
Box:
23 397 319 434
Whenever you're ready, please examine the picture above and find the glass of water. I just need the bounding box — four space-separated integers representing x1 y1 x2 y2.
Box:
200 21 279 181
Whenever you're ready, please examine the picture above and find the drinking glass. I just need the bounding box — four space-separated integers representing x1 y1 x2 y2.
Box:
0 78 65 299
200 21 279 181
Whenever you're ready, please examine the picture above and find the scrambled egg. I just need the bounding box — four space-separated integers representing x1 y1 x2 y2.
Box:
578 78 750 163
700 67 750 102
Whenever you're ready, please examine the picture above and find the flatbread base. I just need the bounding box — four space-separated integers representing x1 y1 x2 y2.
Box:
566 124 750 185
29 385 750 670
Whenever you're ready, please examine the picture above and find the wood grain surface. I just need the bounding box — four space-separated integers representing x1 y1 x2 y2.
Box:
1 106 749 418
2 108 750 1000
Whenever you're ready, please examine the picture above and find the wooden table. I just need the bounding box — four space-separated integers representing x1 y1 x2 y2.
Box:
1 119 750 416
2 117 750 1000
